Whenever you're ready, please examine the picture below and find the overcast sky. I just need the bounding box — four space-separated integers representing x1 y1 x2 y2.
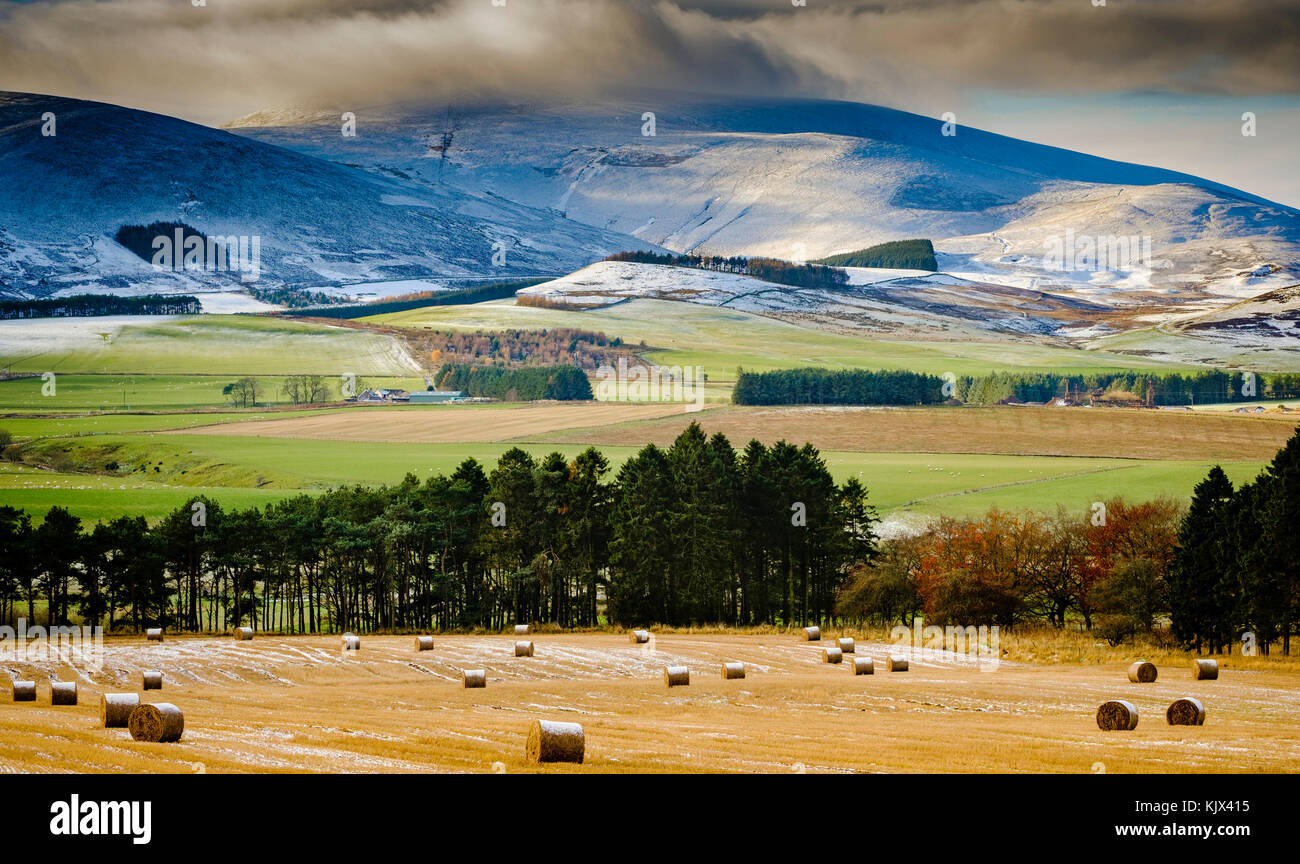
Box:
3 0 1297 206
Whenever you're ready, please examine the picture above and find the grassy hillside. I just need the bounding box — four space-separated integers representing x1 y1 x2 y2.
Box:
0 314 419 376
370 298 1196 383
0 374 426 412
3 420 1268 526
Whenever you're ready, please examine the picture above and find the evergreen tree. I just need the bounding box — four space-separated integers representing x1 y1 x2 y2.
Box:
1170 466 1234 652
608 445 676 624
1258 427 1300 654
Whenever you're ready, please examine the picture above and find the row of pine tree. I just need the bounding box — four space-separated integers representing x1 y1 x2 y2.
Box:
0 424 875 632
1171 428 1300 654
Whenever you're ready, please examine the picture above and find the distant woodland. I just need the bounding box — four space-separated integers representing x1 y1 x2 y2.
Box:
815 239 938 271
0 293 201 320
606 251 849 289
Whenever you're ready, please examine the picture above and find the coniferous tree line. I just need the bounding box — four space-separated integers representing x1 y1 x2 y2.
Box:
605 251 848 289
295 279 548 318
0 294 201 320
813 239 938 271
954 369 1300 406
0 424 876 633
733 367 1300 406
1169 429 1300 655
733 368 946 405
435 363 593 400
114 222 204 262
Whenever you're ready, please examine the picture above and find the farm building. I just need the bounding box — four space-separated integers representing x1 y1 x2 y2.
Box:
409 390 464 404
351 388 410 403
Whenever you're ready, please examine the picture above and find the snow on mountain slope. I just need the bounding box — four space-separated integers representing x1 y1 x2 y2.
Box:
519 260 1110 339
227 94 1300 303
0 93 657 300
1167 283 1300 352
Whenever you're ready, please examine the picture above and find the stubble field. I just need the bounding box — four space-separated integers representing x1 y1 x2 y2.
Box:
2 633 1296 774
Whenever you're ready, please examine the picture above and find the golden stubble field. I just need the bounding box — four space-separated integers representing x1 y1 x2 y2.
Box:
2 634 1297 774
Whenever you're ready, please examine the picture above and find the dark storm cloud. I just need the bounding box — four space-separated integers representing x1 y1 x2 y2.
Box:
0 0 1294 124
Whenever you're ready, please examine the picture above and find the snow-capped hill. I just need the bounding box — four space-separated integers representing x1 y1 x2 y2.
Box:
518 260 1111 340
0 93 656 299
518 260 764 307
227 94 1300 290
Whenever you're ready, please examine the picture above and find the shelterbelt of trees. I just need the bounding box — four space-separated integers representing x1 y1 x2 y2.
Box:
605 251 848 290
813 239 938 271
839 427 1300 655
434 363 594 400
0 293 201 320
0 424 876 633
292 279 547 318
732 367 1300 406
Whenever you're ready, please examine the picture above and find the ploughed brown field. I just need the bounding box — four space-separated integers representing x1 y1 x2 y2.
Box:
2 634 1297 773
535 405 1300 461
173 402 696 444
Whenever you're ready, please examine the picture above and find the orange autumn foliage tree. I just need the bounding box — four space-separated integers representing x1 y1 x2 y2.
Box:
1081 496 1181 627
915 510 1040 627
839 499 1182 631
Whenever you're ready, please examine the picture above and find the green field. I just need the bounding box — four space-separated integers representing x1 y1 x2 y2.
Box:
862 455 1267 518
0 410 343 439
3 428 1266 526
0 374 428 412
0 298 1277 528
10 432 640 492
368 298 1196 382
0 314 419 376
0 464 302 523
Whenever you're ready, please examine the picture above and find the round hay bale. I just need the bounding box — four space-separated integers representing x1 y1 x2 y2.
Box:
145 628 163 643
887 655 909 672
100 693 140 728
822 647 843 664
853 657 875 675
1096 699 1139 731
837 637 855 653
342 634 361 650
1127 660 1158 683
128 702 184 743
142 671 163 691
515 640 534 657
233 626 253 640
1166 697 1206 726
463 669 487 689
514 624 530 636
415 635 434 651
1192 659 1219 680
802 626 821 641
526 719 584 764
51 681 77 706
664 665 690 687
721 661 745 680
630 629 651 644
12 680 36 702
